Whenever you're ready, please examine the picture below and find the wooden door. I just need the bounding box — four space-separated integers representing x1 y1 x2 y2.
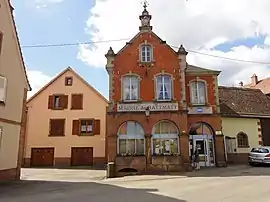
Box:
31 148 54 167
71 147 93 166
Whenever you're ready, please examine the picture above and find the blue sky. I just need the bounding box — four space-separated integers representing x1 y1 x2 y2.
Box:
11 0 270 97
12 0 109 98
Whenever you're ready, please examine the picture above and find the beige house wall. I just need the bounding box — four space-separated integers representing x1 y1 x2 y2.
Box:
222 117 260 153
25 70 107 163
0 0 29 175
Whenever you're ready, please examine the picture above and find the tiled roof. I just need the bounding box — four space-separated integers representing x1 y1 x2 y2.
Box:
244 77 270 94
219 86 270 117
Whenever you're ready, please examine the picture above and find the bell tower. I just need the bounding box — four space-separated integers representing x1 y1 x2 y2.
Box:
139 1 152 31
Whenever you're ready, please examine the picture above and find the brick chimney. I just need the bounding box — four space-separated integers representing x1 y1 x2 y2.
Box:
251 74 258 86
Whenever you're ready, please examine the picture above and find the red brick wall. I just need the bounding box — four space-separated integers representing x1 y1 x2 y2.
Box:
112 32 181 104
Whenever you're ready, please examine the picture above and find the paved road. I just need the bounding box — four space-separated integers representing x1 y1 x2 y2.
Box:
0 165 270 202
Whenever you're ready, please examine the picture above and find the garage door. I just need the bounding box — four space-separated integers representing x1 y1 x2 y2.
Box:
31 148 54 167
71 147 93 166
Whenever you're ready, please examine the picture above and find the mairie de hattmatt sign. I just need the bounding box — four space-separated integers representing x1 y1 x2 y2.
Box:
117 102 179 112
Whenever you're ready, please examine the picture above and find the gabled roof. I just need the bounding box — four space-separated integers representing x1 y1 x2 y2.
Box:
244 77 270 95
8 1 31 90
27 67 108 103
116 31 178 57
219 86 270 118
186 64 221 75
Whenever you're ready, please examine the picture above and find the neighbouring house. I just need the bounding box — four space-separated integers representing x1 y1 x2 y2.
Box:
105 3 226 176
219 86 270 164
243 74 270 145
24 67 108 168
0 0 31 181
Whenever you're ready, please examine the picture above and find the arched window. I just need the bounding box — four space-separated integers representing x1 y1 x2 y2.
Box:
140 44 152 62
190 80 207 105
151 120 179 155
237 132 249 148
122 76 139 101
118 121 145 155
155 75 172 101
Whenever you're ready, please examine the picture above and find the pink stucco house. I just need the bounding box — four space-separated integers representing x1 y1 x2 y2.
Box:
24 67 108 167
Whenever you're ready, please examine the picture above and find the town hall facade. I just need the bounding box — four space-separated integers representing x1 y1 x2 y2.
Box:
105 3 226 175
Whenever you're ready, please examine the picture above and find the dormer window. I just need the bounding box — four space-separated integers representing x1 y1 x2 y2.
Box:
140 45 152 63
122 75 139 101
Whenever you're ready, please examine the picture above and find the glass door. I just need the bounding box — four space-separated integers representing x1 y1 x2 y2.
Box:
194 139 210 167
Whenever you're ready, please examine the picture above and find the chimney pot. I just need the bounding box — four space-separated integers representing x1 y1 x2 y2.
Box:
251 74 258 86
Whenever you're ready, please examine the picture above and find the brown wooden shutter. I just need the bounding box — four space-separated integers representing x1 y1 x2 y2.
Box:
72 120 80 135
60 95 68 109
71 94 83 110
50 119 65 136
93 119 100 135
48 96 54 109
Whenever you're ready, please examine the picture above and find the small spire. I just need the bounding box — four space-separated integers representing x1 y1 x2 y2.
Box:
177 44 188 55
139 1 152 31
105 47 115 58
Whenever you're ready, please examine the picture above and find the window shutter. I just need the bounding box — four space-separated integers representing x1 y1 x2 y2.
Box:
71 94 83 110
93 119 101 135
48 95 54 109
50 119 65 136
60 95 68 109
72 120 80 135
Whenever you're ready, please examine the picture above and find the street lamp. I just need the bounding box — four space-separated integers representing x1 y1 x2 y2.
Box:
145 106 150 117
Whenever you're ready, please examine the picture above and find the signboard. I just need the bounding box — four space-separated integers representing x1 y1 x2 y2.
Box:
117 102 179 112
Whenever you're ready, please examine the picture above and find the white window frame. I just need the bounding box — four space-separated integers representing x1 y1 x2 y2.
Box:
151 121 179 155
156 75 172 101
0 76 7 103
117 121 145 155
122 76 139 102
140 45 152 62
190 80 206 105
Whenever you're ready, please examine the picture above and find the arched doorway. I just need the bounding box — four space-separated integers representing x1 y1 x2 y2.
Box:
189 122 215 167
151 120 179 155
117 121 145 155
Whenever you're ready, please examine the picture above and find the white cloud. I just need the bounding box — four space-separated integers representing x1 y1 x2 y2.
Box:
27 70 52 98
78 0 270 85
34 0 63 8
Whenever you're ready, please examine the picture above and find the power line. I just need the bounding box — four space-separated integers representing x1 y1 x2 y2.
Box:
21 38 130 48
21 38 270 65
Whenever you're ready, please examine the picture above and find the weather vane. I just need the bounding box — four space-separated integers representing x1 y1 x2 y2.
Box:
141 0 149 9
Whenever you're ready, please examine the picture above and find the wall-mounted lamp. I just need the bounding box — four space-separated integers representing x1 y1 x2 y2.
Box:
145 106 150 117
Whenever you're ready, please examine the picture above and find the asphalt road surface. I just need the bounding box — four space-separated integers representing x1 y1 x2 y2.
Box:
0 165 270 202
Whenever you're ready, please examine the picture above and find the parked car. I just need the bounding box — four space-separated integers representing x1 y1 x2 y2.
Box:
248 146 270 166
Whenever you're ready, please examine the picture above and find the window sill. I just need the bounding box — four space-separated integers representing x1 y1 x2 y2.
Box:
154 99 173 102
116 154 145 157
189 104 209 107
237 146 250 148
70 107 83 110
79 133 94 136
51 107 64 110
49 134 65 137
152 153 180 157
119 100 141 103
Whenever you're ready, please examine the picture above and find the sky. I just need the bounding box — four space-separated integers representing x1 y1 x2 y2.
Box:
11 0 270 98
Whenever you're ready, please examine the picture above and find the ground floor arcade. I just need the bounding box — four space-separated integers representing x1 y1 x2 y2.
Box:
106 112 227 175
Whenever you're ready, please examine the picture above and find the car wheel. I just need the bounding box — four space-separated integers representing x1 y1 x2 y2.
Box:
249 162 255 166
